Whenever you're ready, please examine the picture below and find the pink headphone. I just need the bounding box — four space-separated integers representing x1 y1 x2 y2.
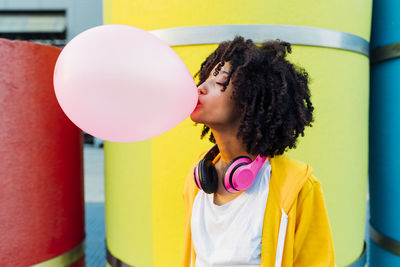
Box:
193 144 267 194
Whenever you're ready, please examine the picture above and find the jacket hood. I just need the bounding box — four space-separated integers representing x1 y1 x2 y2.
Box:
269 153 314 213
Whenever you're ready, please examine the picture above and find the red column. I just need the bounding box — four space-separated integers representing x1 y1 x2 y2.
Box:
0 39 85 266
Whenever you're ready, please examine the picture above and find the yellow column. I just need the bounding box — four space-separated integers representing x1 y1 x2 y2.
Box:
103 1 371 266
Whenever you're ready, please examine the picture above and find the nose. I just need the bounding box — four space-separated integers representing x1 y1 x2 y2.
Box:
197 83 207 95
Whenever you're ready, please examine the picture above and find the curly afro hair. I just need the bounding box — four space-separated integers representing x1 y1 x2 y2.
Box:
193 36 314 158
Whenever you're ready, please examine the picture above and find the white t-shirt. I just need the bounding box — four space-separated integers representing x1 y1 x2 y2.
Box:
191 158 272 267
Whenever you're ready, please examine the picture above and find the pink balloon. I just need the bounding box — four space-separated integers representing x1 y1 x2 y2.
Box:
53 24 198 143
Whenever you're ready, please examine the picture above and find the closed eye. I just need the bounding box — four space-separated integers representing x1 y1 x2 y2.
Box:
216 81 228 92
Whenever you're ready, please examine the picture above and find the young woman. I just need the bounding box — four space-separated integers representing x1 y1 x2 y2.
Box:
182 36 336 267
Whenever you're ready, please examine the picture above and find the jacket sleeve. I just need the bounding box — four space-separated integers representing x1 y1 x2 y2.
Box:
182 162 195 267
293 176 336 267
182 152 206 267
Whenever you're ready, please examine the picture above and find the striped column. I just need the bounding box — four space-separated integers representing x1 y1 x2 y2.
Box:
369 0 400 265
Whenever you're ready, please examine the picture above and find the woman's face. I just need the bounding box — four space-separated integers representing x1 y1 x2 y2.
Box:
190 62 242 129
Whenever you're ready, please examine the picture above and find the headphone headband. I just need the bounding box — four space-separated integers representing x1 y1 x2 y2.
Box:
204 144 219 162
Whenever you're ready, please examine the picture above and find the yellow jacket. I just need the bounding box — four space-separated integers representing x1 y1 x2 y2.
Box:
183 151 336 267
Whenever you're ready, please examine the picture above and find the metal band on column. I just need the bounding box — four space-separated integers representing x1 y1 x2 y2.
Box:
370 42 400 63
347 240 367 267
106 245 135 267
149 24 369 56
370 223 400 256
31 240 85 267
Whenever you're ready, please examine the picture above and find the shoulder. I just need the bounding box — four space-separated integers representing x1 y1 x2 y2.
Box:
297 172 323 204
283 154 323 199
269 153 322 211
271 153 310 172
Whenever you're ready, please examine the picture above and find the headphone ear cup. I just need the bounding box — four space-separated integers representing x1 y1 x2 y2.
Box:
199 160 219 194
193 165 202 190
222 156 252 192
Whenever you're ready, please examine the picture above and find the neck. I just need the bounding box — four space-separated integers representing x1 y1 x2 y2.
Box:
211 127 257 166
210 125 265 201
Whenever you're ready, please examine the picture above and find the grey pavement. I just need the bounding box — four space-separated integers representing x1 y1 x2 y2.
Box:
83 144 106 267
84 144 105 203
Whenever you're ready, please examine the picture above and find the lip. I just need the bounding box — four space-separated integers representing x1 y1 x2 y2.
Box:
194 100 202 110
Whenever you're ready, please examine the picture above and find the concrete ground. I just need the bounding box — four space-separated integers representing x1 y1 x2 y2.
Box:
84 145 105 203
83 144 105 267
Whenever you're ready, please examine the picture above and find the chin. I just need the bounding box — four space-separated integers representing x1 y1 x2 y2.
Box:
190 113 201 123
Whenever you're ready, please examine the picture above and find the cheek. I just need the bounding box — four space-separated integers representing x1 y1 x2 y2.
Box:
214 100 238 120
223 100 242 121
209 98 228 114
